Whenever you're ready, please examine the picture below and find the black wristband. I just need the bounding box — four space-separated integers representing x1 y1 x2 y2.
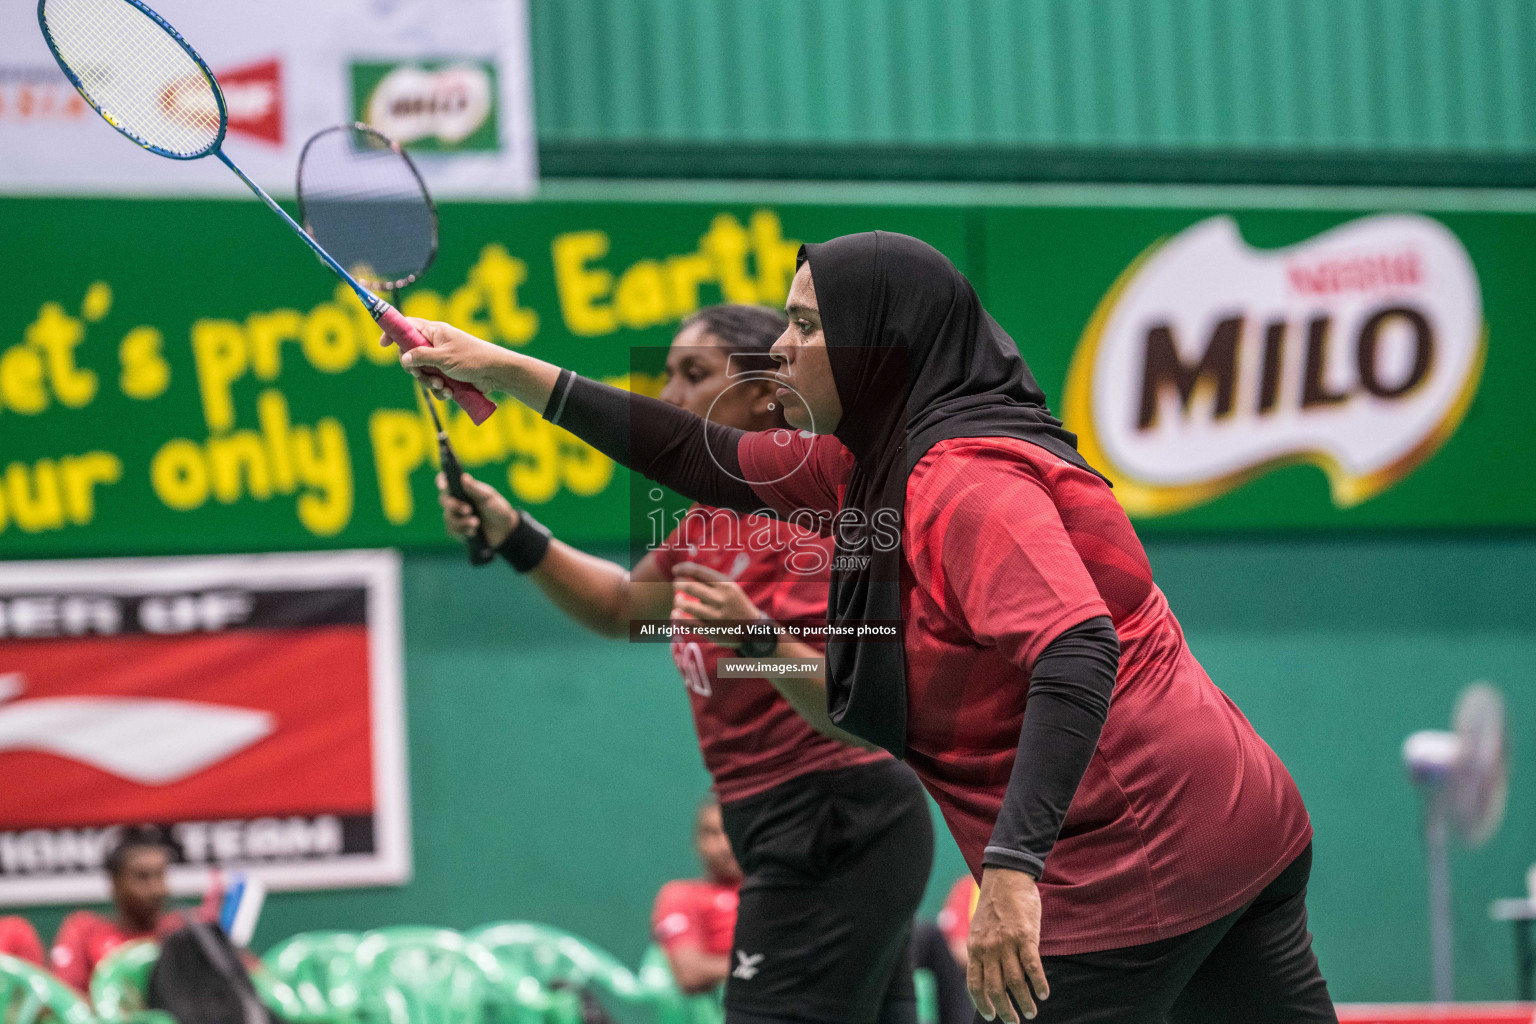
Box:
497 510 552 572
738 615 779 658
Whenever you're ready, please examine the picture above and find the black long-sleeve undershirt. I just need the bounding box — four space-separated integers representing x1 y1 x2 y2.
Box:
983 615 1120 877
545 369 763 514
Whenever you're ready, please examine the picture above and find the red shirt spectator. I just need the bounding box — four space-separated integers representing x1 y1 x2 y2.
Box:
0 915 44 966
50 826 196 993
50 908 188 992
652 799 743 995
653 879 739 959
936 875 978 963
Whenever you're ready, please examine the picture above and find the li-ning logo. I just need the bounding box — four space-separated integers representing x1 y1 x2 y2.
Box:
159 59 283 145
1063 214 1485 516
0 673 273 785
732 951 764 980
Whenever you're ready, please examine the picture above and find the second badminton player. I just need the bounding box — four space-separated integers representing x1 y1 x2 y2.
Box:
439 305 933 1024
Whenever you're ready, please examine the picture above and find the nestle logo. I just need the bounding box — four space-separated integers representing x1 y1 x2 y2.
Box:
1286 250 1422 295
1064 214 1484 516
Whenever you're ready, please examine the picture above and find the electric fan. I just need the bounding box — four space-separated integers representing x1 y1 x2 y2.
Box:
1402 681 1508 1001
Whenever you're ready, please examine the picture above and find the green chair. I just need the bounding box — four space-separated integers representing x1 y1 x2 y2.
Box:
90 940 174 1024
469 923 660 1024
470 925 728 1024
912 967 939 1024
252 965 317 1022
91 936 319 1024
634 945 723 1024
468 922 641 992
262 931 363 1021
0 951 95 1024
351 926 578 1024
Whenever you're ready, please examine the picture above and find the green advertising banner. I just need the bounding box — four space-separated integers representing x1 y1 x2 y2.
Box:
983 205 1532 533
0 195 1530 559
0 199 968 557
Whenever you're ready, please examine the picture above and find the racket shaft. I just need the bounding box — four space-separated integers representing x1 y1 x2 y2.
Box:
439 437 494 564
214 150 497 424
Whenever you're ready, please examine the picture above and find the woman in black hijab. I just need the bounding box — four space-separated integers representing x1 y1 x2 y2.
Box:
398 231 1335 1024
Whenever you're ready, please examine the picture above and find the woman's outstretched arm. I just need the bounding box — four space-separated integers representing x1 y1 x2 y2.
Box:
397 319 763 514
546 371 763 513
439 471 672 638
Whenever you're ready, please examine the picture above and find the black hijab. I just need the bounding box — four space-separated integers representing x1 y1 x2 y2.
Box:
801 231 1104 756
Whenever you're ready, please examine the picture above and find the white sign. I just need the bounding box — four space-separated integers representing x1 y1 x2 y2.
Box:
0 550 409 904
1064 214 1484 515
0 0 536 197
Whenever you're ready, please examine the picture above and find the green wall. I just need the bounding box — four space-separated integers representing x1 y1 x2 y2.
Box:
531 0 1536 185
532 0 1536 152
1151 534 1536 1001
16 535 1534 1001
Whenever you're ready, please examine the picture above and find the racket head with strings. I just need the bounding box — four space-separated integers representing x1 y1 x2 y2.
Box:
38 0 226 160
297 124 439 294
36 0 498 426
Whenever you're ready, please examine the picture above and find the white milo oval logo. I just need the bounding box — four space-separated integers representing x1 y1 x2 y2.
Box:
366 63 492 146
1063 214 1485 516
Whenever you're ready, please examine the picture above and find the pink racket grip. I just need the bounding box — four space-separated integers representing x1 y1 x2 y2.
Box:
376 306 498 425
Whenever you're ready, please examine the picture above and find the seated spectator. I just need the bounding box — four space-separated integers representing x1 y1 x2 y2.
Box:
50 826 192 992
0 915 44 965
650 797 742 996
901 874 980 1024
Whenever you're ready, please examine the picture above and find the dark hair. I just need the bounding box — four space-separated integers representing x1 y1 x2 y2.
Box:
105 825 172 878
682 303 787 355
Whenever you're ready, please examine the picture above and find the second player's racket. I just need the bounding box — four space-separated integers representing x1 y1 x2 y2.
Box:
297 124 493 565
37 0 496 424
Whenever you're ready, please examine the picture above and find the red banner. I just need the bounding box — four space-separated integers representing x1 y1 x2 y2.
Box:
1337 1007 1535 1024
0 551 407 905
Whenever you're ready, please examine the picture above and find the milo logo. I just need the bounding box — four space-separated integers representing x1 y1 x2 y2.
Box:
1063 214 1485 516
352 59 497 151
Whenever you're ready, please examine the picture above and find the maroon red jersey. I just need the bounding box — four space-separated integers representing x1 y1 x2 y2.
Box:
651 510 886 804
651 877 740 956
738 432 1312 955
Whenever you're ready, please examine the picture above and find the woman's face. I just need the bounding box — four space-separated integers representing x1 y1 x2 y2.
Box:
769 263 843 434
659 321 778 430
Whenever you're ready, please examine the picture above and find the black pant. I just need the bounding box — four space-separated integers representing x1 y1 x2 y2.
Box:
980 844 1335 1024
722 760 934 1024
912 919 977 1024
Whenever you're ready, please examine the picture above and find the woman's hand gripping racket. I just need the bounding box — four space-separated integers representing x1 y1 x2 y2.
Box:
36 0 496 424
421 392 494 564
295 123 493 565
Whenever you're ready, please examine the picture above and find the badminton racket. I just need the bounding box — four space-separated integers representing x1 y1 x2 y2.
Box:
296 123 493 564
37 0 496 424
